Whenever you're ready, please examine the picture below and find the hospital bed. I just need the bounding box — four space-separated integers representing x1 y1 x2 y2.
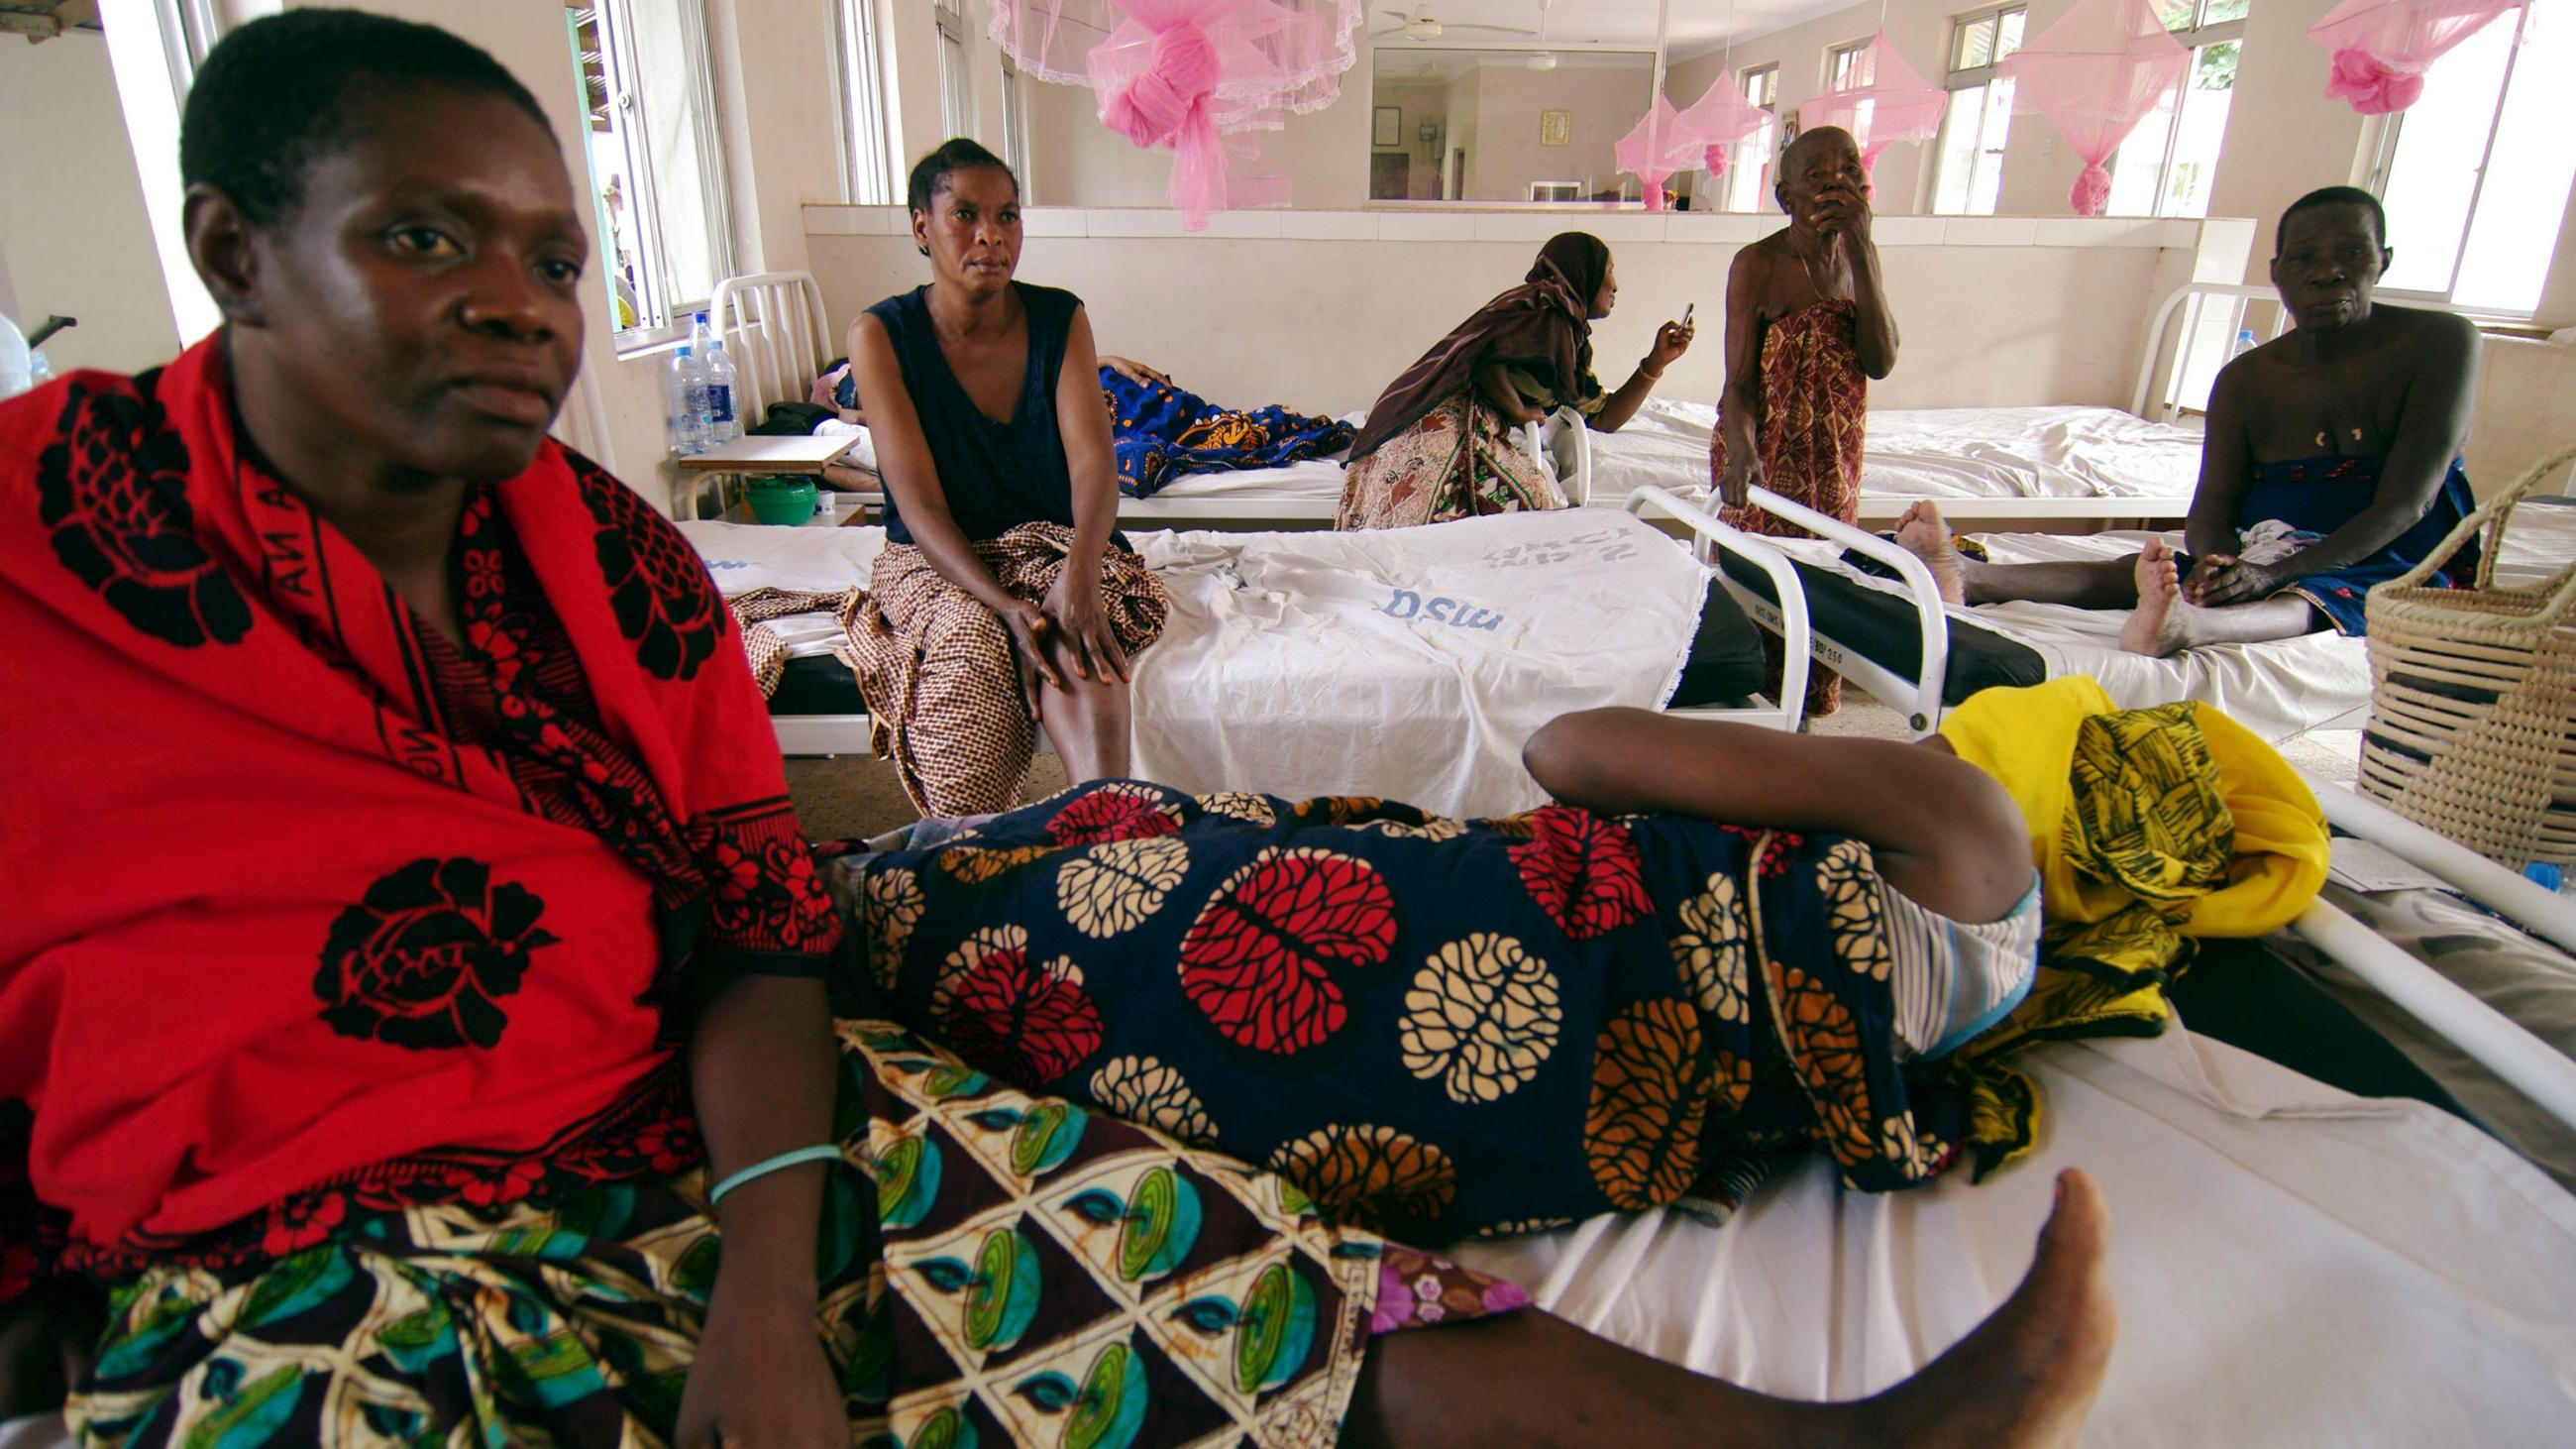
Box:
683 487 1814 818
1704 485 2576 738
1555 279 2330 524
8 703 2573 1449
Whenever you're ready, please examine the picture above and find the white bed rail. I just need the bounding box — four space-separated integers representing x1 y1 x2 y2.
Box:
710 270 835 430
1622 486 1812 734
2129 280 2289 423
1721 486 1953 733
2291 898 2576 1134
2303 770 2576 954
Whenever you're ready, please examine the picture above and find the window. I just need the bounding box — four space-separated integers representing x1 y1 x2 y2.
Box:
1721 63 1779 212
2372 5 2574 314
565 1 735 338
833 0 896 204
1827 39 1870 90
935 1 974 141
1002 60 1028 178
2102 0 2244 218
1932 4 2026 215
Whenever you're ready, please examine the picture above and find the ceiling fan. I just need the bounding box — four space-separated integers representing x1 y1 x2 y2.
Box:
1371 4 1538 44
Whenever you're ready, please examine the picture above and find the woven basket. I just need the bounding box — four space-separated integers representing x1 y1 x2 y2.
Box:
2358 441 2576 869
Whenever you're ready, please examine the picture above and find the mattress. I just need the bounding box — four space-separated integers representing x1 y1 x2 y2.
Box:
1454 1027 2576 1446
1589 399 2204 506
681 511 1734 816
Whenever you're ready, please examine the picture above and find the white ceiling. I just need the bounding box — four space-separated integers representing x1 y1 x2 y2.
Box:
1363 0 1852 57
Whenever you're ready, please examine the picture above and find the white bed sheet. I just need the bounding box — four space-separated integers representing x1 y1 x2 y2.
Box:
1456 1028 2576 1447
1592 399 2203 505
681 510 1708 817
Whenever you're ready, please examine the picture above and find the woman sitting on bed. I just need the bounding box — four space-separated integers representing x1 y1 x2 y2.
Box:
840 139 1167 819
1336 232 1693 530
0 20 2128 1443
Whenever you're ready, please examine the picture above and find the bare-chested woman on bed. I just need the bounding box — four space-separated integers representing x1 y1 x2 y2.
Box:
1895 186 2482 658
1714 125 1900 716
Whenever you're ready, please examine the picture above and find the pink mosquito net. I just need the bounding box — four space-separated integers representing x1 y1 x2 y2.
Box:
988 1 1364 228
2308 0 2522 115
1674 69 1777 182
1997 0 2191 215
1615 94 1700 211
1797 31 1947 176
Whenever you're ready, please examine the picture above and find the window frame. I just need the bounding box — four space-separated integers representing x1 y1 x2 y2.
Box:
2110 2 2245 219
832 0 897 205
1721 63 1781 213
935 0 975 141
1931 3 2027 216
2364 3 2534 311
1826 39 1871 91
575 0 739 350
1002 58 1029 179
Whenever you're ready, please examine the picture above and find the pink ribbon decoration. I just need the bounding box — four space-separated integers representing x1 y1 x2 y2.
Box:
1996 0 2190 216
991 0 1362 229
2309 0 2519 116
1676 68 1777 184
1615 94 1699 211
1796 31 1948 175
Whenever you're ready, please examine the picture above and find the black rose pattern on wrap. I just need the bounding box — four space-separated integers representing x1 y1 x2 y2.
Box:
314 857 559 1051
573 452 725 681
34 375 252 650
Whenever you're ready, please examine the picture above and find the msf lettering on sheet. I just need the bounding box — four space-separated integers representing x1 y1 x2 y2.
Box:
1477 527 1642 572
1383 589 1505 630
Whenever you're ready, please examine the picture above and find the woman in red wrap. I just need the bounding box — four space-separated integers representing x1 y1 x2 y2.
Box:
0 14 2114 1448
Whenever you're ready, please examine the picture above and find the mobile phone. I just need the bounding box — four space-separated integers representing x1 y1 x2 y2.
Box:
1681 302 1695 327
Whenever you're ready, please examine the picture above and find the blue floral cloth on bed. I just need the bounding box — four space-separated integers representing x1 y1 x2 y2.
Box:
1100 369 1354 499
836 365 1355 500
2187 454 2479 636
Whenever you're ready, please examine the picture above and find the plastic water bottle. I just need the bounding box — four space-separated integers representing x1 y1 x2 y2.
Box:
0 311 31 400
668 344 707 456
703 339 741 444
2231 327 2260 361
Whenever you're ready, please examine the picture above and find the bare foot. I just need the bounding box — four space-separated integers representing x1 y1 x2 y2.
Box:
2117 540 2193 657
1872 1169 2119 1449
1894 501 1968 606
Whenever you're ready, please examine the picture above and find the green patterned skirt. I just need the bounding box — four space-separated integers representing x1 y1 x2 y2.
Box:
68 1023 1391 1448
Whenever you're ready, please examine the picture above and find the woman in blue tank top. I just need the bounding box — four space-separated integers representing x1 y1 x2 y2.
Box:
839 141 1169 818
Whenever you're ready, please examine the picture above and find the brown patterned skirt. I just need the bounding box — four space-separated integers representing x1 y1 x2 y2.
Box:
1336 390 1566 530
840 523 1167 817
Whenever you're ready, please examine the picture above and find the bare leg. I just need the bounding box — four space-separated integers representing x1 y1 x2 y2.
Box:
1895 502 2140 610
1034 673 1134 784
2117 540 2323 657
1348 1169 2117 1448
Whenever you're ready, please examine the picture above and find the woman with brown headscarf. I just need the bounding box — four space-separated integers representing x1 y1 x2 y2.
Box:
1336 232 1692 529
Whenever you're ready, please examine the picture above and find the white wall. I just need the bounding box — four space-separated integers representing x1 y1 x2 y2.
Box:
0 30 182 374
809 207 2223 417
1464 62 1652 203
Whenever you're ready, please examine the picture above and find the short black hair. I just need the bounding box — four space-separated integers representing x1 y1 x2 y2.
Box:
2276 185 2387 255
181 9 552 231
907 138 1018 221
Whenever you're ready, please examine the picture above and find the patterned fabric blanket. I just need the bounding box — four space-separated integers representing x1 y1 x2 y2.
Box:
1101 369 1354 500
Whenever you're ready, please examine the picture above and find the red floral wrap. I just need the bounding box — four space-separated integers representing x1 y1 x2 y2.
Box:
0 336 840 1292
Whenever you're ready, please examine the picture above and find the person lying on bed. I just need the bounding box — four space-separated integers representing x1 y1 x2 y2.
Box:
1893 186 2480 657
821 351 1357 501
1712 124 1901 717
0 20 2129 1444
1336 231 1694 529
839 139 1167 819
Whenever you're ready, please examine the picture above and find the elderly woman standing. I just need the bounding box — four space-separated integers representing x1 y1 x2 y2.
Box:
1337 232 1691 529
840 139 1167 818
